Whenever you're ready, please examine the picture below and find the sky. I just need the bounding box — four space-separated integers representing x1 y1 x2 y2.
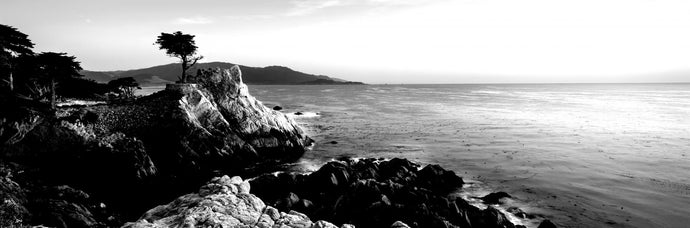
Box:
2 0 690 83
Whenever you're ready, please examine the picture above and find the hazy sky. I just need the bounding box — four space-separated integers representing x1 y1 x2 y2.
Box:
2 0 690 83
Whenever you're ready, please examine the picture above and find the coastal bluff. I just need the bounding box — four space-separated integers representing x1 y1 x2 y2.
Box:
0 65 551 228
0 66 312 227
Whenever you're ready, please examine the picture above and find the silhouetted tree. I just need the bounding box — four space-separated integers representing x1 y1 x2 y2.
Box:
35 52 83 109
155 31 203 83
59 77 111 99
108 77 140 98
12 54 48 99
0 24 35 92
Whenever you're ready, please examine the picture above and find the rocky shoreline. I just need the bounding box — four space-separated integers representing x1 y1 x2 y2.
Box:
250 157 510 228
0 66 554 227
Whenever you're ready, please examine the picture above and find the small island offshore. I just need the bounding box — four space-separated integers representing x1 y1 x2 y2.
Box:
1 25 555 228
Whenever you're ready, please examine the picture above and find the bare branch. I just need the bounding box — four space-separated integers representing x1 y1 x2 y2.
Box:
189 56 203 69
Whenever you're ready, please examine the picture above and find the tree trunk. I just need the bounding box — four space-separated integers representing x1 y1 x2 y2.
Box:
9 71 13 92
180 58 188 83
50 77 56 110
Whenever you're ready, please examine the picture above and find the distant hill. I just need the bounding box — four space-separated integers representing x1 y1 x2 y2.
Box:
81 62 363 86
298 79 364 85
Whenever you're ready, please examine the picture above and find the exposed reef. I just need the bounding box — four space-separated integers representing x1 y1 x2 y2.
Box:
250 158 521 228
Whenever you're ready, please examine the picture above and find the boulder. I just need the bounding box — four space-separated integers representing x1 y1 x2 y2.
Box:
417 164 464 193
390 221 411 228
538 219 557 228
507 207 533 219
481 192 512 205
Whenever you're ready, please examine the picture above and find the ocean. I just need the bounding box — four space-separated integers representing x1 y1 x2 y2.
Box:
245 83 690 228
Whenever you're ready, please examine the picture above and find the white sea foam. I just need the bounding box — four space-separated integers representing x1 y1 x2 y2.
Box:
57 100 106 107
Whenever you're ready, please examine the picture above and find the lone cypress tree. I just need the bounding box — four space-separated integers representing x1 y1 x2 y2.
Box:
155 31 203 83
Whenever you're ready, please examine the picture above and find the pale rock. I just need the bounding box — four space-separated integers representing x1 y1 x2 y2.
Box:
123 176 338 228
391 221 411 228
229 176 243 185
313 220 339 228
239 180 251 194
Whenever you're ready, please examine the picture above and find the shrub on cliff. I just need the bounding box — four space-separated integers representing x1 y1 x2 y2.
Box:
107 77 140 99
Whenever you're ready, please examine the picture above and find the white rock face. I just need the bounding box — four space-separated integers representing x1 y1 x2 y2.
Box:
185 66 313 162
122 175 352 228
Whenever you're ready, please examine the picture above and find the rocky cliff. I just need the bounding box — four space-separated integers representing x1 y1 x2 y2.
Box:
0 66 313 227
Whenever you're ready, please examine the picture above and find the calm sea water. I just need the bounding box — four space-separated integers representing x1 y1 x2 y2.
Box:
245 84 690 228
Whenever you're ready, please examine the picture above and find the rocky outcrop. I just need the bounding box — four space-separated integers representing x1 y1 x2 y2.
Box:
481 192 512 205
250 158 520 228
123 175 352 228
0 66 312 227
193 66 311 163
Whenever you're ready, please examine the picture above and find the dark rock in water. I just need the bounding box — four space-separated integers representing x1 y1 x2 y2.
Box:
538 219 558 228
123 175 351 228
0 65 312 226
274 105 283 111
482 191 512 204
295 111 304 115
481 206 513 227
250 158 517 228
507 206 534 219
418 164 465 193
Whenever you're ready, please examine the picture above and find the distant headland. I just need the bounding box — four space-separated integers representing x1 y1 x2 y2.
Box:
82 62 365 86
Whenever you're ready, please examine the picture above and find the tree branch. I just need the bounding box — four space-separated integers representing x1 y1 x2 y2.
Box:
189 55 203 69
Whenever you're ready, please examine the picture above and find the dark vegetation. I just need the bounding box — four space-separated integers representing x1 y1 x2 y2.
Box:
107 77 141 99
0 24 140 109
